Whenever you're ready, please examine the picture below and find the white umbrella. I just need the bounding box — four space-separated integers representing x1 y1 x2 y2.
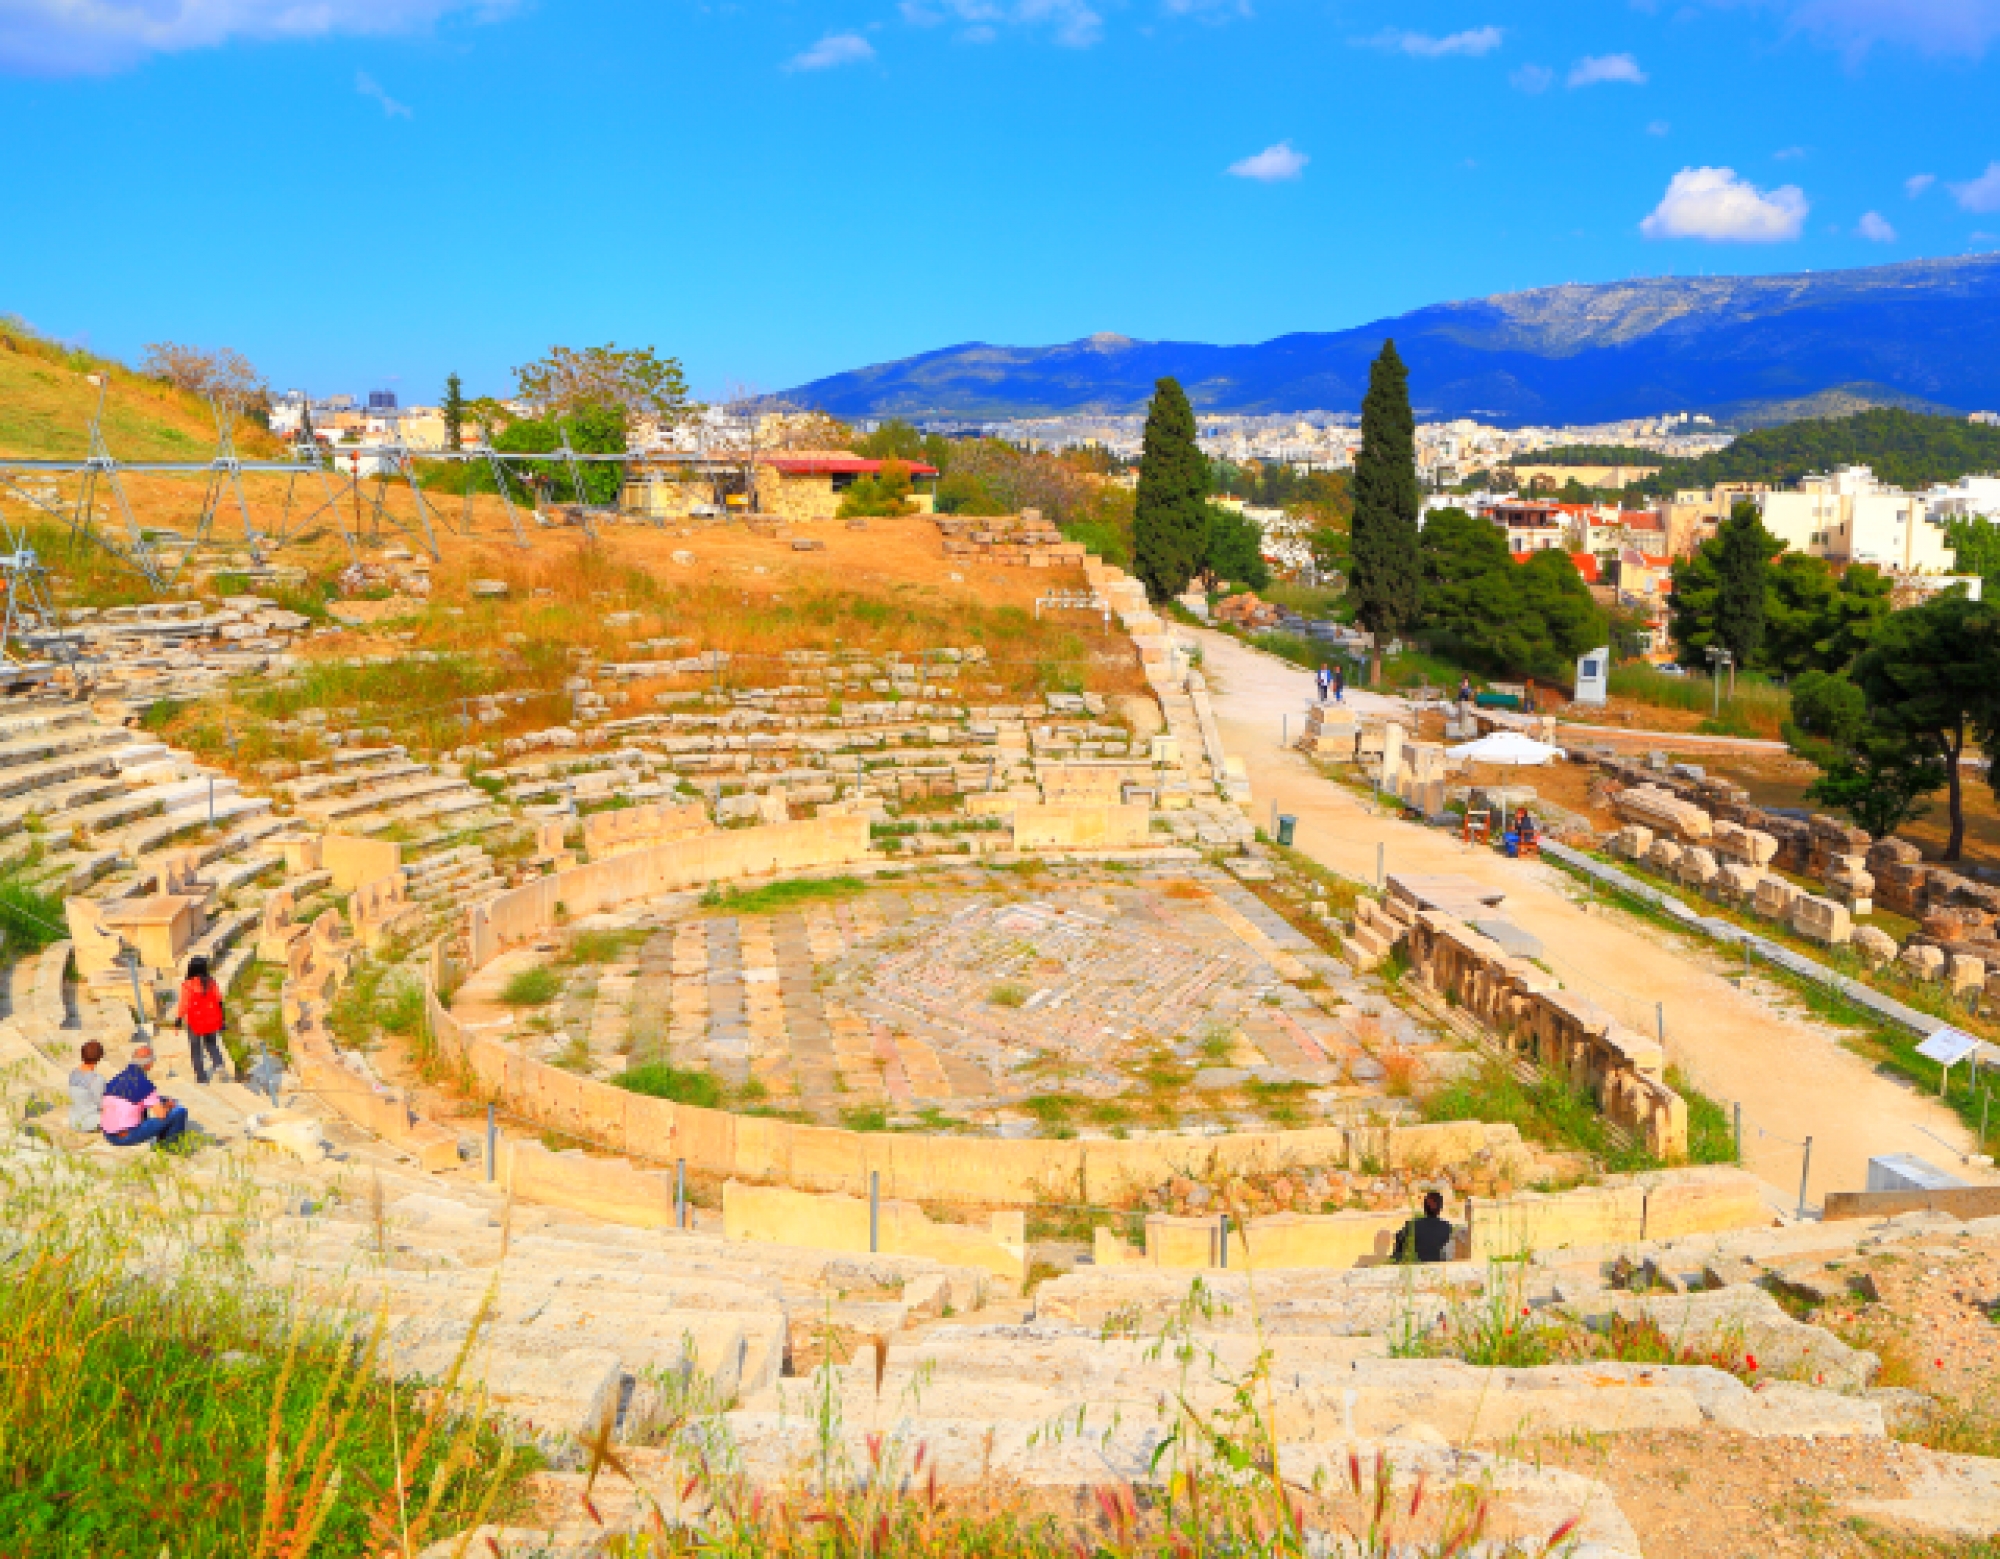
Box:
1446 731 1563 767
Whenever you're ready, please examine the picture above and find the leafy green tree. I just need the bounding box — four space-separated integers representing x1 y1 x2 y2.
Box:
1763 555 1892 675
1851 592 2000 859
851 417 952 473
1133 377 1209 601
1349 340 1422 679
512 343 695 428
1414 508 1604 681
1669 503 1784 669
1633 408 2000 499
836 458 917 518
1784 669 1944 840
441 373 465 453
1202 503 1269 591
1712 501 1776 666
1948 516 2000 588
493 403 627 507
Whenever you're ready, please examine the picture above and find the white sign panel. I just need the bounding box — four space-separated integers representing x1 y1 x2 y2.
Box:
1916 1027 1981 1068
1574 647 1609 708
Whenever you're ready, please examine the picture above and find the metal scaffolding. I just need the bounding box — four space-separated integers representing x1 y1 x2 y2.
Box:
0 379 644 618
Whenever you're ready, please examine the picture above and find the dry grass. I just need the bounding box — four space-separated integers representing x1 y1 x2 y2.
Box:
0 323 282 461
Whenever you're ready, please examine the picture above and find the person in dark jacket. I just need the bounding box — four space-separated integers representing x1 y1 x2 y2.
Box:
1392 1190 1454 1263
100 1044 188 1149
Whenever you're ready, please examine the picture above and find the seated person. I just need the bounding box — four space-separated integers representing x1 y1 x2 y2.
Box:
100 1044 189 1149
68 1040 106 1133
1392 1190 1455 1263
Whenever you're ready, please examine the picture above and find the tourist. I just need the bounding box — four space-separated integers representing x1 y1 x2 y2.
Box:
68 1040 105 1133
100 1044 188 1149
1456 676 1473 714
1316 664 1332 703
1332 663 1346 705
1392 1190 1454 1263
175 955 229 1086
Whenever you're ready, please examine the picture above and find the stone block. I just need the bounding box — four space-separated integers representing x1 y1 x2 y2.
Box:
1754 876 1799 921
1607 824 1653 861
1950 954 1987 996
1615 783 1712 842
1717 863 1765 902
1852 926 1898 968
1790 893 1852 946
1713 820 1779 867
1646 838 1685 873
1900 944 1945 982
1678 847 1719 889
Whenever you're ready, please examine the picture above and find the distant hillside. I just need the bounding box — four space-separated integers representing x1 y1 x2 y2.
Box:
1638 409 2000 495
0 319 281 462
785 255 2000 427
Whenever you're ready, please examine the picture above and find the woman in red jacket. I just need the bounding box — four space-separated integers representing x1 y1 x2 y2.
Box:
175 955 229 1086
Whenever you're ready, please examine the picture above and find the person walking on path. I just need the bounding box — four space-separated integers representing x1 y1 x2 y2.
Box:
100 1045 188 1149
1315 664 1332 704
1332 663 1346 705
175 955 229 1086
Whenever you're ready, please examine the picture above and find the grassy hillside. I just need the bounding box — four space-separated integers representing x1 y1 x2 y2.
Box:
1639 408 2000 496
0 317 282 461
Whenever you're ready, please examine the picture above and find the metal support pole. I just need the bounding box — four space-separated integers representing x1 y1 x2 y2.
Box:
1655 1002 1665 1050
677 1158 687 1229
124 951 151 1040
1376 841 1385 889
869 1171 880 1253
1219 1213 1229 1269
1281 713 1288 747
1733 1101 1742 1163
207 776 215 826
1797 1136 1814 1220
485 1103 496 1183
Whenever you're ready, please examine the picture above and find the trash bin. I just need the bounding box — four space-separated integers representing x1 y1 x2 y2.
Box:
1276 814 1297 847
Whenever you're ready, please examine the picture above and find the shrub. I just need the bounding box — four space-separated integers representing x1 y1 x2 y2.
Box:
613 1063 725 1109
498 965 562 1006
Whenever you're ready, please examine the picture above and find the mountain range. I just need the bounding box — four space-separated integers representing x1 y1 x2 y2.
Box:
784 255 2000 428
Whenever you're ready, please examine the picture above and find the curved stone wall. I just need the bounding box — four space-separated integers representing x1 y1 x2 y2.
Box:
425 816 1531 1206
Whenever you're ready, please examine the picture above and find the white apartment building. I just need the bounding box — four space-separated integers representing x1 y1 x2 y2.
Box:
1924 474 2000 522
1756 465 1955 574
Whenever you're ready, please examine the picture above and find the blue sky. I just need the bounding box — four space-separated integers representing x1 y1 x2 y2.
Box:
4 0 2000 404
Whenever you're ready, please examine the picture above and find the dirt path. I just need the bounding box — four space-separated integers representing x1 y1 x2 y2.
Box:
1192 627 1984 1202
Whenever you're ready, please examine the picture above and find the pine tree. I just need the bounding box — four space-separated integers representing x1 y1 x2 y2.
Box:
442 372 466 453
1348 339 1422 681
1712 500 1776 666
1133 377 1209 602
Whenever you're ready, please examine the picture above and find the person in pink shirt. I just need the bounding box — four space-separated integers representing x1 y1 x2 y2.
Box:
100 1044 188 1149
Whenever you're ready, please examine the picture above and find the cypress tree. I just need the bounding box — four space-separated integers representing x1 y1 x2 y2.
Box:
1349 339 1421 681
1712 500 1775 667
442 372 466 453
1133 377 1209 602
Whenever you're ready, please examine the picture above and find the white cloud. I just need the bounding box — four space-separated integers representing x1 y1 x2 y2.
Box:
1509 62 1553 92
0 0 505 76
1161 0 1250 18
1227 141 1307 181
902 0 1100 46
1906 172 1936 196
1358 25 1503 57
1567 51 1646 86
1856 210 1897 241
1952 161 2000 212
1773 145 1807 160
354 68 410 117
1647 119 1671 135
1780 0 2000 60
1640 166 1809 242
785 31 875 69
